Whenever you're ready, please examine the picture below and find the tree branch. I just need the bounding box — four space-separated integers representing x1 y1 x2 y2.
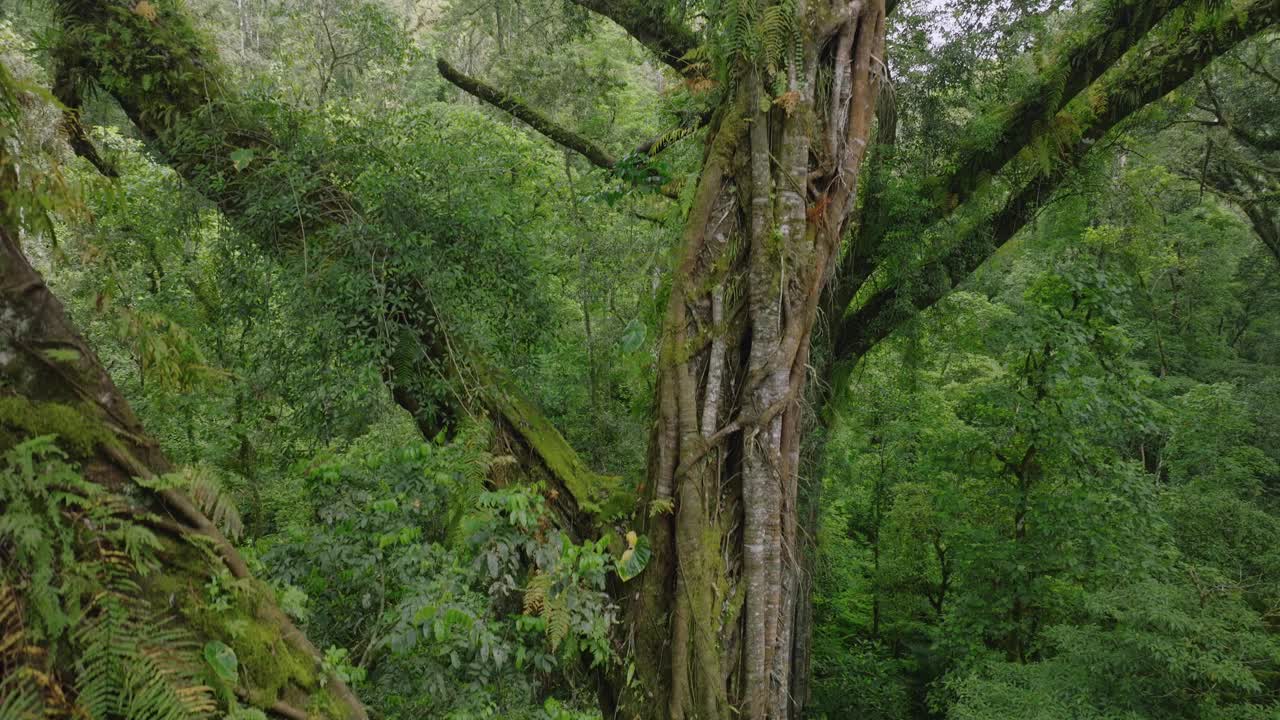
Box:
57 0 625 531
1200 75 1280 153
837 0 1191 312
935 0 1190 207
438 58 617 170
0 216 368 719
833 0 1280 365
437 58 703 199
566 0 700 75
52 62 118 178
1238 50 1280 90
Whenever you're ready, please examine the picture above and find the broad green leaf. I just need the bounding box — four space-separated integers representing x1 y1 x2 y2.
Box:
204 640 238 684
41 348 81 364
615 534 651 581
229 148 256 171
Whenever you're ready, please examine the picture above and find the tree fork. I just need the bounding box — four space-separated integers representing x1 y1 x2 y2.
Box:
832 0 1280 369
833 0 1202 318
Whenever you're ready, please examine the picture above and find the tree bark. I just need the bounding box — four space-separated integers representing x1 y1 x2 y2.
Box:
620 3 887 717
0 221 367 719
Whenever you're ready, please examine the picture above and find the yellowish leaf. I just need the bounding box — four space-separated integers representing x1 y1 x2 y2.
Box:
134 1 158 21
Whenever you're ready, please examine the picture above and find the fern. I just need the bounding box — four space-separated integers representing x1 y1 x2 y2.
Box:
523 570 551 616
712 0 802 86
186 466 244 542
758 0 797 76
137 464 244 541
0 584 42 720
521 571 574 651
0 673 42 720
75 593 215 720
647 123 700 157
545 592 571 652
0 437 218 719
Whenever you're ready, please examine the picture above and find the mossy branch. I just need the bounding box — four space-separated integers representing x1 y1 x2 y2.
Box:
833 0 1280 365
1 220 368 718
566 0 700 76
836 0 1194 314
56 0 622 534
53 62 118 178
937 0 1192 206
437 58 618 170
468 352 633 531
437 58 698 198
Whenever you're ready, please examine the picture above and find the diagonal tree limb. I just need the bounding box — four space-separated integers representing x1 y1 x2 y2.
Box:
437 58 705 198
935 0 1192 207
52 62 118 177
1193 135 1280 266
55 0 626 533
438 58 618 169
566 0 700 76
833 0 1194 315
833 0 1280 365
1198 74 1280 152
0 214 367 718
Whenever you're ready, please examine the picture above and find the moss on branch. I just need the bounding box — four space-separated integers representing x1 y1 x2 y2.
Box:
834 0 1280 365
437 58 618 170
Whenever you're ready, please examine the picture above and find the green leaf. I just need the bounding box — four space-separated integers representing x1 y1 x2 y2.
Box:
615 534 652 581
229 148 256 171
203 640 238 685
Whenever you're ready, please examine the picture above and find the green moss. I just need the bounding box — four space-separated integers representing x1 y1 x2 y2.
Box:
306 687 347 720
144 539 329 713
479 361 635 521
0 397 115 456
710 110 746 164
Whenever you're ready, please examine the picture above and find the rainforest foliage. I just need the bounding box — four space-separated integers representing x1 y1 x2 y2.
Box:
1 0 1279 718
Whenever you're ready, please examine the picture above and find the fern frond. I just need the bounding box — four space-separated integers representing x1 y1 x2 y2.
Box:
2 439 218 720
523 571 551 616
185 466 243 542
545 592 570 652
0 586 44 720
141 465 243 541
0 673 42 720
74 594 216 720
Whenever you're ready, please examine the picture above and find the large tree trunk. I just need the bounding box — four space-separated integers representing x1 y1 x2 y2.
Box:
0 222 367 719
50 0 1280 717
623 4 886 717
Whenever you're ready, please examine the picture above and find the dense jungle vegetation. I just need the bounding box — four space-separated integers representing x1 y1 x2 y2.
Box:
1 0 1279 718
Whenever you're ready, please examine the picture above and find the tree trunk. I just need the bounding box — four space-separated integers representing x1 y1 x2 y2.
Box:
51 0 1279 716
622 4 886 717
0 222 367 719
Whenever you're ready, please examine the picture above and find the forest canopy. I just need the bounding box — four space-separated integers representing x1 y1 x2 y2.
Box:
0 0 1278 719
